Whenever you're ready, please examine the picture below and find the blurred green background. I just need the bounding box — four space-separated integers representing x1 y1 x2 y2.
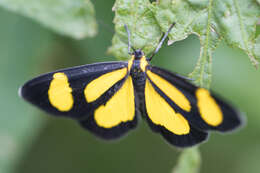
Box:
0 1 259 173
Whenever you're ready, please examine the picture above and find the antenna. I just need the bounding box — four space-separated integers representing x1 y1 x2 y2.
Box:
148 22 176 61
124 24 135 55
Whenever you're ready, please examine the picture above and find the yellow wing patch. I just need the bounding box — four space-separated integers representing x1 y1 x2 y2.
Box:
128 56 134 70
94 76 135 128
196 88 223 126
48 72 73 111
145 80 190 135
140 56 148 72
147 71 191 112
85 68 127 102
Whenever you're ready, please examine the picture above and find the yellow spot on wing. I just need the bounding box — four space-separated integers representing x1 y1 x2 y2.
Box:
147 71 191 112
94 77 135 128
140 56 148 72
196 88 223 126
85 68 127 102
48 72 73 111
145 80 190 135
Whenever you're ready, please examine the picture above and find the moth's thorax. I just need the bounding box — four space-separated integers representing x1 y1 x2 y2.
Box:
128 55 149 74
128 49 148 74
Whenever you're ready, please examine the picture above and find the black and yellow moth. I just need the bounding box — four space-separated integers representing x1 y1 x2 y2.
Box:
19 24 242 147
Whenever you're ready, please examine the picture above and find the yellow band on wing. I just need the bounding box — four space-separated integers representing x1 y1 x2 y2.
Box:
145 80 190 135
128 56 134 70
147 70 191 112
140 56 148 72
85 68 127 102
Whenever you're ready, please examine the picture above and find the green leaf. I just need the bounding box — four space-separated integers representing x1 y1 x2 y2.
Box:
151 0 259 87
172 147 201 173
152 0 220 88
108 0 162 60
0 0 97 39
213 0 260 68
110 0 259 86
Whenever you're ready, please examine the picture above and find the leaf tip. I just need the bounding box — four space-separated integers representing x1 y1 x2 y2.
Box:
248 54 259 69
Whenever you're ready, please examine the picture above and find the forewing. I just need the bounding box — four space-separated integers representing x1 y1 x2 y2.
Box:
79 76 137 139
20 61 129 119
146 66 242 133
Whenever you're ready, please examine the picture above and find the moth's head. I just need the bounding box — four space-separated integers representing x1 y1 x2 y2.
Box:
133 49 145 60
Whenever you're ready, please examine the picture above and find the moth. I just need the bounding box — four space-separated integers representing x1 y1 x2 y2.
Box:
19 23 242 147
